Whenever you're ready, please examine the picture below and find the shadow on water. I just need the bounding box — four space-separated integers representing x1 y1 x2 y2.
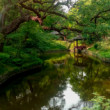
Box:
0 52 110 110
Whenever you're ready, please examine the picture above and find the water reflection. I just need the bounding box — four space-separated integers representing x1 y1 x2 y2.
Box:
0 52 110 110
41 79 82 110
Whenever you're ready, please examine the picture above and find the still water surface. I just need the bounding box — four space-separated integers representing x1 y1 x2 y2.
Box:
0 52 110 110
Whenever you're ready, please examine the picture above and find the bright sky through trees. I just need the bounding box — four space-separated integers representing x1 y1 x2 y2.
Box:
62 0 78 12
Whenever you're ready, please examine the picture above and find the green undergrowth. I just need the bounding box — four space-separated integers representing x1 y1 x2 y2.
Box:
50 40 69 51
42 40 68 51
88 39 110 59
0 41 67 76
0 51 43 75
83 93 110 110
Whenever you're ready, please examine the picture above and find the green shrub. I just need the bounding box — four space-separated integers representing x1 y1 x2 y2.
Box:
0 53 10 63
83 93 110 110
94 43 99 49
11 58 24 66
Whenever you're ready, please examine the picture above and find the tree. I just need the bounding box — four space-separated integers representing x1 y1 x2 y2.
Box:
68 0 110 42
1 0 110 51
0 0 81 50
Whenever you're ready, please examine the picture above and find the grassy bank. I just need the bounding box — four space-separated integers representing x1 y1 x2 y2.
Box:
43 40 70 52
88 39 110 62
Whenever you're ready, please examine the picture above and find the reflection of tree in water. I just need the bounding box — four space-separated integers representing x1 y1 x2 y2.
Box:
0 53 110 110
70 56 110 101
0 57 68 110
47 96 65 110
68 101 93 110
0 79 66 110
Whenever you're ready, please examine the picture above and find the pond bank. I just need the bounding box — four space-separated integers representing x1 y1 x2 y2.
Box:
0 50 68 87
2 47 110 87
82 49 110 63
44 49 69 53
0 64 43 87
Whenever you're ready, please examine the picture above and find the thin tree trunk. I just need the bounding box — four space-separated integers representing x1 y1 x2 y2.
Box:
0 42 4 52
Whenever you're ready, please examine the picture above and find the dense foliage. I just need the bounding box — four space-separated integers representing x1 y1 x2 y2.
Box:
89 39 110 58
0 0 110 73
83 93 110 110
2 22 67 71
0 1 110 110
68 0 110 43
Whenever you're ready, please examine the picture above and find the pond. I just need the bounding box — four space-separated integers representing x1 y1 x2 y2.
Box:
0 52 110 110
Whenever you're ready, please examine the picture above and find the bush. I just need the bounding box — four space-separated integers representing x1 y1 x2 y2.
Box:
94 43 99 49
0 53 10 63
83 93 110 110
11 58 24 66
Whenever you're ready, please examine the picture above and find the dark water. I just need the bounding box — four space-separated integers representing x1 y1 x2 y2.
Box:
0 52 110 110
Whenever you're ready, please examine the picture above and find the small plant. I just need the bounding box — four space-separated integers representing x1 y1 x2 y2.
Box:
94 43 99 49
83 93 110 110
0 53 10 63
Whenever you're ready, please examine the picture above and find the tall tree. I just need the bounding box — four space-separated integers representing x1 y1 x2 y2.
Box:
69 0 110 42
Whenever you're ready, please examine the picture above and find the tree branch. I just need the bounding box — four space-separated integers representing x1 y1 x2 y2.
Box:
42 26 82 33
1 0 82 36
90 8 110 22
39 9 67 19
1 15 30 34
19 2 41 17
33 0 55 4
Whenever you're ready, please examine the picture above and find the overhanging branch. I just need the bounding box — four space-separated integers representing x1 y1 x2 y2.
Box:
90 8 110 22
19 2 41 17
1 15 30 34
